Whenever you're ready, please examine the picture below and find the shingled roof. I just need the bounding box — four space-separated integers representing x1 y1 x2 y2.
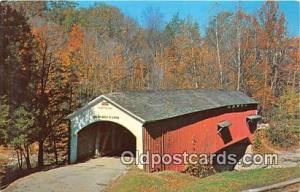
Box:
106 89 257 122
67 89 258 123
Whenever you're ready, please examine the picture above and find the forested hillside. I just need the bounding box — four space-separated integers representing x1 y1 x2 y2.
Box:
0 1 299 172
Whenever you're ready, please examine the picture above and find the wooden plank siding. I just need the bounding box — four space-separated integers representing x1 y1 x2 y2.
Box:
143 104 257 172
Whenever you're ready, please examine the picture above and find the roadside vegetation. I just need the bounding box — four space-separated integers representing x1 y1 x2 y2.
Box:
267 88 300 149
253 87 299 153
108 166 300 192
0 0 299 189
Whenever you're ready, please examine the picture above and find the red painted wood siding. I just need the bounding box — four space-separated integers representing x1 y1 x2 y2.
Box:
143 105 257 172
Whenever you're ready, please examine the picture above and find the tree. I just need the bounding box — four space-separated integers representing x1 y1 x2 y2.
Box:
79 33 128 95
242 1 290 117
163 13 183 46
0 3 35 107
77 4 126 39
206 12 233 87
285 37 300 88
7 1 47 19
0 96 34 169
229 7 257 92
143 7 165 89
157 17 214 89
267 87 300 148
46 1 78 32
0 96 9 145
256 1 288 96
59 24 84 109
8 106 34 169
275 87 299 120
32 23 72 167
125 29 151 90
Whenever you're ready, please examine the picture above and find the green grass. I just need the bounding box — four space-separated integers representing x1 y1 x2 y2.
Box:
107 166 300 192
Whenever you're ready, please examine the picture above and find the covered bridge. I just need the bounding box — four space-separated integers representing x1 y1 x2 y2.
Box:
66 89 260 171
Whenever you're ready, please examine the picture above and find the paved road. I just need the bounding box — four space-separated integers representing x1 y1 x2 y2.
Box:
3 157 128 192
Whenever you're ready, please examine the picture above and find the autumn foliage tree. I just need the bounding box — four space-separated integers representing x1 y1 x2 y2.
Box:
31 23 72 167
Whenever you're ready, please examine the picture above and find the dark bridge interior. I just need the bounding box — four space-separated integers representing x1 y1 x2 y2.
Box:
77 121 136 161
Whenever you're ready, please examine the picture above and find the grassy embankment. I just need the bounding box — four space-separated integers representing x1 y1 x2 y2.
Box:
108 166 300 192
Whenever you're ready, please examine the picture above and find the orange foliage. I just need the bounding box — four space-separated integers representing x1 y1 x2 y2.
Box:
59 25 84 67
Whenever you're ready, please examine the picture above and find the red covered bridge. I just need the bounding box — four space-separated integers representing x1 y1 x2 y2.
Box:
67 89 261 172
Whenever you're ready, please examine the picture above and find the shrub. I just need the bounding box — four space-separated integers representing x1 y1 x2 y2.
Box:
253 131 262 151
266 87 300 148
184 156 216 178
0 155 9 172
267 123 299 148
